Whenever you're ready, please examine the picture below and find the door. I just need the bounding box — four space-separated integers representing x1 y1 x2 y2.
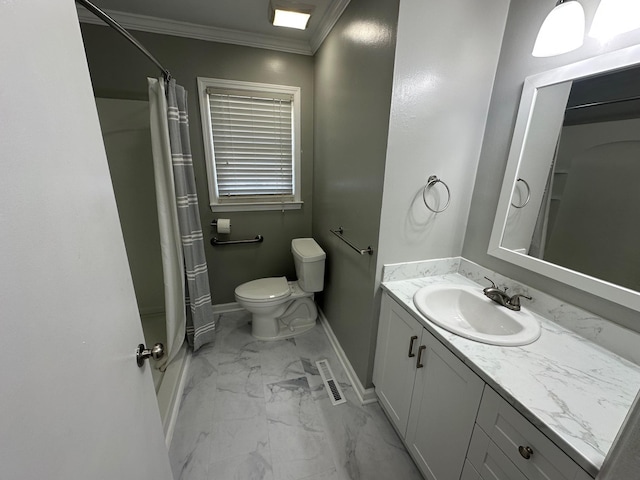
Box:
0 2 173 479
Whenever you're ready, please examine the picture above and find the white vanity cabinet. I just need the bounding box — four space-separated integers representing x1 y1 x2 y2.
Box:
374 291 596 480
373 292 485 480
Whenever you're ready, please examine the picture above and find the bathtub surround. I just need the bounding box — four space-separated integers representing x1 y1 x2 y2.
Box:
95 98 165 314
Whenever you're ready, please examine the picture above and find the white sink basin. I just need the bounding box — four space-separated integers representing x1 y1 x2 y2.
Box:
413 284 541 346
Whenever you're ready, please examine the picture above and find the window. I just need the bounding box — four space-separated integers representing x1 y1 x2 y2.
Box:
197 77 302 212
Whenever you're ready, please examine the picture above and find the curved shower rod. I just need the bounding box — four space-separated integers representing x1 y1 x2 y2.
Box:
75 0 171 80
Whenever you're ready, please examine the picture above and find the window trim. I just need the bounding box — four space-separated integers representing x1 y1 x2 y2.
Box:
197 77 303 212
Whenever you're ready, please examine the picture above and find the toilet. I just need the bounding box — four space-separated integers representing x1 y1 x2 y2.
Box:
234 238 326 340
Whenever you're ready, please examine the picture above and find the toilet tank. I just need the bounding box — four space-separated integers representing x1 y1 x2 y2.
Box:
291 238 326 292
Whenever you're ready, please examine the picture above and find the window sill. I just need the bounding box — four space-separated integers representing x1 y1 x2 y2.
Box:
210 201 303 212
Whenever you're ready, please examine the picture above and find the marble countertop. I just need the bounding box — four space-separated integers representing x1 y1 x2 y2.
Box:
382 273 640 478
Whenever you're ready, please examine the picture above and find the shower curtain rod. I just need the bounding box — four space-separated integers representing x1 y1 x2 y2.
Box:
75 0 171 80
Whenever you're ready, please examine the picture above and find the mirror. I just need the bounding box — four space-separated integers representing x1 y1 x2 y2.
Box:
489 44 640 312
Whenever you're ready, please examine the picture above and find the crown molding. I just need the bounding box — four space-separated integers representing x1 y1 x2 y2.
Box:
310 0 350 53
77 6 314 55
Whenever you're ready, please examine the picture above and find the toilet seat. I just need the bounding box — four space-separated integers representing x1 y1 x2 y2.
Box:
235 276 291 303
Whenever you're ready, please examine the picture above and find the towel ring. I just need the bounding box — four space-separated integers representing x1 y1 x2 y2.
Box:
423 175 451 213
511 178 531 209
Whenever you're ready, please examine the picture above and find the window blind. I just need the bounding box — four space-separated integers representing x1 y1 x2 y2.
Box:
207 90 294 198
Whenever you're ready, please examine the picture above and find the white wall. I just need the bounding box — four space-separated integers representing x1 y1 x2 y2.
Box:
376 0 510 281
0 0 172 477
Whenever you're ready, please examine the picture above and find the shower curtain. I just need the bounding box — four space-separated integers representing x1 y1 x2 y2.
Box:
148 78 216 365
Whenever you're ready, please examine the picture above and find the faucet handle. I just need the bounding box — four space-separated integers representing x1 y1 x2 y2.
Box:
508 294 532 309
483 277 507 293
483 276 497 289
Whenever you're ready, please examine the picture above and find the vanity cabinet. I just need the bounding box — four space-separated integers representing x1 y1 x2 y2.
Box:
373 293 484 480
374 292 595 480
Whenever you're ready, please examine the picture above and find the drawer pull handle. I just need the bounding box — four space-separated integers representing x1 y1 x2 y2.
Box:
518 445 534 460
408 336 418 357
416 345 426 368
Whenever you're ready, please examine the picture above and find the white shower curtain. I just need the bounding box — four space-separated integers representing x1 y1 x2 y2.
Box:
148 77 216 365
148 78 186 367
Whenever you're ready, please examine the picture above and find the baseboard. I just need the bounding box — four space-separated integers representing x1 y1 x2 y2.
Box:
163 344 191 449
318 309 378 405
212 302 244 314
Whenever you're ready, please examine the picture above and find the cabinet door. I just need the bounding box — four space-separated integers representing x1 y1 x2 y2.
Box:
406 329 484 480
373 293 424 437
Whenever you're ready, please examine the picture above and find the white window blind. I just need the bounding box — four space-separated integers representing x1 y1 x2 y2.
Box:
207 89 294 199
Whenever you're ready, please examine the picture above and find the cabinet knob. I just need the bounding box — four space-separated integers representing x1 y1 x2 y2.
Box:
518 445 534 460
408 335 418 357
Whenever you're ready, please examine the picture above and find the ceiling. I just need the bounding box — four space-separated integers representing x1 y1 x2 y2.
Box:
77 0 350 55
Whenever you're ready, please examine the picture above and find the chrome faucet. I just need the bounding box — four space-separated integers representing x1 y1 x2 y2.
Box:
482 277 532 311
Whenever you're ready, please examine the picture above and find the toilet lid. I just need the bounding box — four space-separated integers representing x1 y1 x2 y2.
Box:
235 276 291 301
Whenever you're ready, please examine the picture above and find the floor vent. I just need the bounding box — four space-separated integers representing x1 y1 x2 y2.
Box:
316 359 346 406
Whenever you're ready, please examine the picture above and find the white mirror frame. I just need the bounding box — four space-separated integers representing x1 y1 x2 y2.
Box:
489 43 640 313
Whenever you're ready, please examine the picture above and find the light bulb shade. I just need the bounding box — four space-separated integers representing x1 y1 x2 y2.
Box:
589 0 640 41
532 0 585 57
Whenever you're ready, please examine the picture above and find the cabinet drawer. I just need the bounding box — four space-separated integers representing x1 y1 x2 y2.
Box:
468 425 528 480
477 387 591 480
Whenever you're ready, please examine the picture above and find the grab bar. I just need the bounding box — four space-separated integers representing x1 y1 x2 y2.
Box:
211 235 264 246
330 227 374 255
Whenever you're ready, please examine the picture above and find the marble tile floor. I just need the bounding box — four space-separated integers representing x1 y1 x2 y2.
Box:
169 310 423 480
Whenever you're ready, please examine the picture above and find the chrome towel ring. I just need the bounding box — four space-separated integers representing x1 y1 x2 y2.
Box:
423 175 451 213
510 178 531 209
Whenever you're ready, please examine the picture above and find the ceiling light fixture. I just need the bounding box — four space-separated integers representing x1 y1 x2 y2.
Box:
269 2 314 30
532 0 585 57
589 0 640 41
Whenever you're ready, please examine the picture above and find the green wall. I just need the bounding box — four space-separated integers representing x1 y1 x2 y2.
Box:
80 24 314 304
312 0 400 387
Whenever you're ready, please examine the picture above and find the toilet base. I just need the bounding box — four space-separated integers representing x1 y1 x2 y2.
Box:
250 297 318 341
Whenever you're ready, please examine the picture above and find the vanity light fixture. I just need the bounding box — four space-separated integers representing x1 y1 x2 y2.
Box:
532 0 585 57
269 1 313 30
589 0 640 41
